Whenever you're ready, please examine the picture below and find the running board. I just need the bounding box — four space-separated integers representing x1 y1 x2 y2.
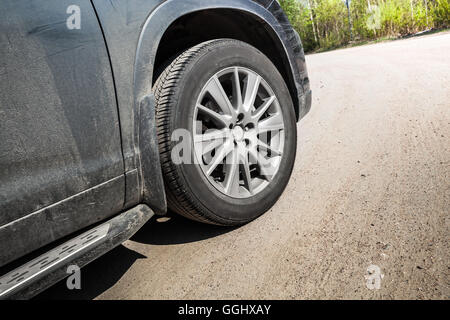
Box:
0 204 154 300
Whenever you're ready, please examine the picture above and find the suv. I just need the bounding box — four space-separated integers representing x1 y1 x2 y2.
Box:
0 0 311 299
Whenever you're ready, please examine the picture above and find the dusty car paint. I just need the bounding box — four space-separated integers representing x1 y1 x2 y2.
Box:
0 0 124 267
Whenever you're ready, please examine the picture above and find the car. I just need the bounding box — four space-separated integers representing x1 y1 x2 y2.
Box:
0 0 311 299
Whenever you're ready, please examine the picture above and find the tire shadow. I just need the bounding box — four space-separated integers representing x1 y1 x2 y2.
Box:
131 211 237 245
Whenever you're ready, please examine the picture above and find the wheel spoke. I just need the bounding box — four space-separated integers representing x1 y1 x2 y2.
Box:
257 112 284 134
252 95 275 121
240 151 253 195
257 139 282 157
206 142 232 176
197 104 230 126
205 76 235 116
194 128 227 142
242 72 261 113
232 67 243 110
248 146 277 181
248 146 259 165
224 150 240 194
259 160 277 181
199 138 223 156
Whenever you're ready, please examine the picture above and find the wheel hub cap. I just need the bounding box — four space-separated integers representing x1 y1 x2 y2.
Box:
232 126 245 142
193 67 285 199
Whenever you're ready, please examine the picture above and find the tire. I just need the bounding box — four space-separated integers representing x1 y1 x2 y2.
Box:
154 39 297 226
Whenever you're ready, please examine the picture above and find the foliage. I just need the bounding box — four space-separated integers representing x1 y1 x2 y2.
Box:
433 0 450 27
279 0 450 52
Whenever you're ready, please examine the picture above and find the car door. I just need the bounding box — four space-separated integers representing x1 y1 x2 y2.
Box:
0 0 125 266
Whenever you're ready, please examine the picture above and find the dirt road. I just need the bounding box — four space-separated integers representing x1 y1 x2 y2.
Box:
39 32 450 300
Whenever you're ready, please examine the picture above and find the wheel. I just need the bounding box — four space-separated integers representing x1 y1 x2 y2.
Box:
154 39 297 226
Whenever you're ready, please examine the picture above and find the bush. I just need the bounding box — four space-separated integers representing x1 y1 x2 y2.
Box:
280 0 450 52
433 0 450 27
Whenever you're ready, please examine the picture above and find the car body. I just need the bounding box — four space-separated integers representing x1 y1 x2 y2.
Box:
0 0 311 299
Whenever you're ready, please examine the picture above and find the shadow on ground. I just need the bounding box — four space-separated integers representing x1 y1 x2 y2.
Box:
35 213 235 299
34 245 145 300
131 212 236 245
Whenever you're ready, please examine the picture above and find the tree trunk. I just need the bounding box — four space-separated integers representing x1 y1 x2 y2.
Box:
308 0 318 43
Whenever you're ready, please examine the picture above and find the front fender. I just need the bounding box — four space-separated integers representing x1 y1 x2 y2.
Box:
134 0 310 120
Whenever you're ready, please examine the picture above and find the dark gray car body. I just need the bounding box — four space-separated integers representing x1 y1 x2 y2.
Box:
0 0 311 281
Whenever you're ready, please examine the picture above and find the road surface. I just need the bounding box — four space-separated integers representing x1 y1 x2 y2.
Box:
39 31 450 300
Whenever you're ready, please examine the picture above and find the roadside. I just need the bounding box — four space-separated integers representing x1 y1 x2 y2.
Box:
311 28 450 53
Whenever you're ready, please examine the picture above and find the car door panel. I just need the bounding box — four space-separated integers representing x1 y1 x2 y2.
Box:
0 0 124 266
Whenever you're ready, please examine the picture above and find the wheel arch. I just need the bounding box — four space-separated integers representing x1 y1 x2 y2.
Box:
134 0 307 121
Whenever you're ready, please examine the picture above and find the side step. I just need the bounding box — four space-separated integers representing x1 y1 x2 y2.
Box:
0 204 154 300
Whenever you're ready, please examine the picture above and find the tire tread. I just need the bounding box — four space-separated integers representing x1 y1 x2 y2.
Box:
154 40 235 225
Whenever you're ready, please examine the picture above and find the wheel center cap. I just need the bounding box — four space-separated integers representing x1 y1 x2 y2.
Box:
232 126 244 142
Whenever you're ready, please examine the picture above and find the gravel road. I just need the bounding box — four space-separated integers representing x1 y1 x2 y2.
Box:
39 31 450 300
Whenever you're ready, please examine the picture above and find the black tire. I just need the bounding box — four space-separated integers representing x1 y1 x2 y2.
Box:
154 39 297 226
